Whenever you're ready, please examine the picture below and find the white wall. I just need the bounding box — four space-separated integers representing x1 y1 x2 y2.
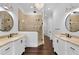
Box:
53 3 79 36
44 3 79 39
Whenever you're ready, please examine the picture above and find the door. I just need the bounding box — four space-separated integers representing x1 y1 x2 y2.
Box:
13 38 25 55
45 10 53 39
47 18 53 38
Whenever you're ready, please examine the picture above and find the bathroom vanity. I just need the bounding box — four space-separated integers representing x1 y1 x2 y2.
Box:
0 34 25 55
53 8 79 55
53 33 79 55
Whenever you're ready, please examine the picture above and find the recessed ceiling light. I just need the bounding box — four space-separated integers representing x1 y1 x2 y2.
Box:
33 10 36 13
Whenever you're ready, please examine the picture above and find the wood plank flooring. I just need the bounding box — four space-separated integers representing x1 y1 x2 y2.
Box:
23 36 55 55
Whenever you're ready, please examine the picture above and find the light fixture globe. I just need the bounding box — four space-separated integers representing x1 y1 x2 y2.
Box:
34 3 44 10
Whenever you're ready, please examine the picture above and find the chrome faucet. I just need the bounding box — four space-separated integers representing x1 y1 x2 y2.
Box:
65 33 72 38
8 34 12 38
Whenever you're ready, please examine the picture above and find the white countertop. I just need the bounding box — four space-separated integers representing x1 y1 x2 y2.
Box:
0 34 24 47
55 33 79 46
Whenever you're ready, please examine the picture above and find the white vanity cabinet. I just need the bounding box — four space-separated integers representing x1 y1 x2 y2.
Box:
0 42 13 55
53 35 79 55
53 36 67 55
0 35 25 55
12 37 25 55
53 36 59 54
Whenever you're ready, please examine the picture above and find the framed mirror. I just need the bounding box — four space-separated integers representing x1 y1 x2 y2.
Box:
65 8 79 32
0 11 13 32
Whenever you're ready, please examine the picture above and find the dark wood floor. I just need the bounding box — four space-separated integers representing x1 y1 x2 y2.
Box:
23 36 55 55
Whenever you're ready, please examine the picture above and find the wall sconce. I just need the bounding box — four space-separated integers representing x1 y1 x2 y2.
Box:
65 5 78 14
2 3 13 11
3 6 9 10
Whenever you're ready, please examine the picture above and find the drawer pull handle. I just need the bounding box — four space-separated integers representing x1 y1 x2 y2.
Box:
5 47 10 51
70 47 75 50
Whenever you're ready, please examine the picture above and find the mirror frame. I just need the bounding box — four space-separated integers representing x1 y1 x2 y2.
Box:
65 8 79 32
0 11 14 32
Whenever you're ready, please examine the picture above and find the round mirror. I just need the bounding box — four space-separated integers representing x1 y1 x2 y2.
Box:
65 8 79 32
0 11 13 31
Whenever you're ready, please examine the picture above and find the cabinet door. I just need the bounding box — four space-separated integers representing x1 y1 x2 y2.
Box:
53 36 67 55
53 37 59 53
13 39 21 55
57 39 67 55
13 38 25 55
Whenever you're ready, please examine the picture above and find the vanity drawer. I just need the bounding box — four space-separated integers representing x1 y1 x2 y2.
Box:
66 42 79 55
0 42 13 55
